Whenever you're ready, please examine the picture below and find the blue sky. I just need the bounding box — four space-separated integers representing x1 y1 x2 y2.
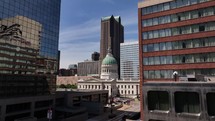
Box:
59 0 138 68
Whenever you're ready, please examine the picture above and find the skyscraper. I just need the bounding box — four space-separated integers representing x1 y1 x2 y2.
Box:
120 41 139 80
100 15 124 78
0 0 61 120
138 0 215 119
0 0 61 97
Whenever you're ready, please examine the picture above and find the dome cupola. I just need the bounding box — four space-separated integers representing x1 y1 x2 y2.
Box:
100 48 118 80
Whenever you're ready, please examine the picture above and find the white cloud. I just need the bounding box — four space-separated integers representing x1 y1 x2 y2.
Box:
59 19 100 44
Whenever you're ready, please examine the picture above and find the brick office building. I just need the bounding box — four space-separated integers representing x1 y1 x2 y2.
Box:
138 0 215 120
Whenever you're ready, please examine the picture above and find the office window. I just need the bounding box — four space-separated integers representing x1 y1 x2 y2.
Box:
154 43 160 51
209 53 215 62
160 56 167 64
175 92 200 113
177 0 183 7
160 43 166 50
160 70 165 78
148 31 153 39
163 2 170 10
165 29 171 36
171 14 178 22
166 56 173 64
186 55 194 63
203 7 214 16
190 0 198 4
158 4 164 12
142 20 147 27
199 25 205 32
153 18 158 25
142 32 148 40
154 57 160 65
144 71 149 79
208 37 215 46
191 10 198 19
155 70 161 78
153 30 159 38
193 39 200 47
142 8 147 15
144 58 149 65
166 70 173 78
149 57 154 65
172 28 179 35
148 71 155 79
148 44 154 52
159 16 165 24
166 42 172 50
207 92 215 116
152 5 158 13
143 45 148 52
148 91 169 111
207 22 215 31
170 1 176 9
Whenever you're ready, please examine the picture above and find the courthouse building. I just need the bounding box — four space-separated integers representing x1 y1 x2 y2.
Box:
78 50 139 98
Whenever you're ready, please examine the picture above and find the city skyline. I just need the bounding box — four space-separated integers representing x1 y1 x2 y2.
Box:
59 0 138 68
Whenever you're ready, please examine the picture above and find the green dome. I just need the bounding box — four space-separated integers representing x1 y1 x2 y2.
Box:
102 53 117 65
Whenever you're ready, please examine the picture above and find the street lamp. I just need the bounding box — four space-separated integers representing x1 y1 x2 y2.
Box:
108 88 116 119
173 71 178 82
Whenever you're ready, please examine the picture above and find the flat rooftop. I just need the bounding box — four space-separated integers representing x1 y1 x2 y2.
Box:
143 81 215 87
138 0 173 8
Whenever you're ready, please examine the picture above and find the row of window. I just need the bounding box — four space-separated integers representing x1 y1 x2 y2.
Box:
142 0 210 15
143 53 215 65
120 90 134 95
144 69 215 79
79 84 138 89
143 37 215 52
147 91 215 116
102 69 117 73
142 22 215 40
142 7 215 27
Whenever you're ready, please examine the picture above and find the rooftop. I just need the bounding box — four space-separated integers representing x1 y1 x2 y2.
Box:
138 0 173 8
101 15 120 22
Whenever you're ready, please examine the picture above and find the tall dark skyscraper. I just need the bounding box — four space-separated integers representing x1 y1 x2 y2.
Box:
100 15 124 78
0 0 61 97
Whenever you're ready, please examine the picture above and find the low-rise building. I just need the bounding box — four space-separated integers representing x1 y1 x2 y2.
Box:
0 90 108 121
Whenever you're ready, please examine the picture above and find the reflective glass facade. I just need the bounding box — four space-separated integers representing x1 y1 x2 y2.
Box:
0 0 61 97
120 42 139 80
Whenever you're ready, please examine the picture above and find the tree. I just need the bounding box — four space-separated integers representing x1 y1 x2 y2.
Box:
59 84 66 88
71 84 77 89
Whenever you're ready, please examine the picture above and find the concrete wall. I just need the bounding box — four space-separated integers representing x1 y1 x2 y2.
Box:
142 82 215 121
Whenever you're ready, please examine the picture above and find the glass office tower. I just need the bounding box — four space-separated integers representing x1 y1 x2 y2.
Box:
0 0 61 97
120 42 139 80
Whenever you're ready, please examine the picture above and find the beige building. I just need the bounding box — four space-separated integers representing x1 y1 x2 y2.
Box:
77 61 100 76
56 76 96 86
